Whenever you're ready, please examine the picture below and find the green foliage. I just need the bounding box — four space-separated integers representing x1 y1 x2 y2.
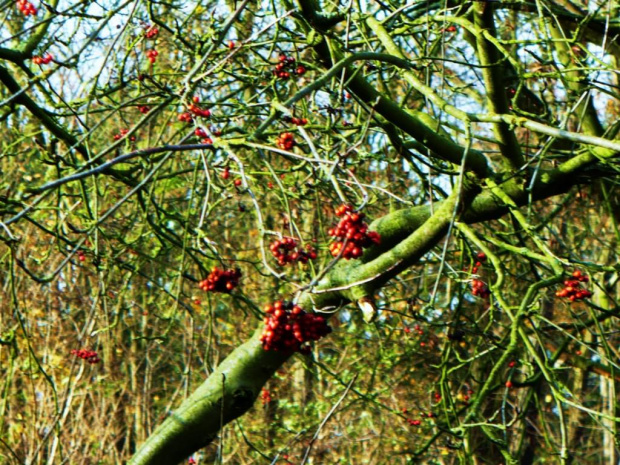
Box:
1 0 620 464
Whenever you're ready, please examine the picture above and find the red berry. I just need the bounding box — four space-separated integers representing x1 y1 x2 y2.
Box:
32 53 53 65
276 132 295 150
260 301 331 352
556 271 592 302
146 49 158 63
178 112 192 122
198 267 241 293
72 348 100 364
328 205 379 260
145 26 159 38
17 0 37 16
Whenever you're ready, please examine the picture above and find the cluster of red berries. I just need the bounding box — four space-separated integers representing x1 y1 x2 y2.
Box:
404 324 425 344
71 349 100 364
276 132 295 150
556 270 592 301
178 112 193 123
144 26 159 39
187 101 211 118
327 204 380 259
261 388 272 405
401 408 434 426
32 54 53 65
457 389 474 403
194 128 213 144
273 54 306 79
470 252 490 298
113 128 136 141
269 237 317 266
198 267 241 293
471 279 490 298
146 49 158 63
178 96 211 123
471 252 486 273
282 115 308 126
16 0 37 15
260 301 331 353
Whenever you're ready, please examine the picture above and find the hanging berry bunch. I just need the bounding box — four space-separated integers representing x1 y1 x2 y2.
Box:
261 301 331 353
273 54 306 79
194 128 212 144
16 0 37 15
470 252 490 298
276 132 295 150
556 270 592 301
261 388 272 405
327 204 381 259
71 349 101 364
269 237 317 266
144 25 159 39
282 115 308 126
113 128 136 141
471 279 490 298
198 267 241 293
178 96 211 123
146 49 158 63
32 53 53 65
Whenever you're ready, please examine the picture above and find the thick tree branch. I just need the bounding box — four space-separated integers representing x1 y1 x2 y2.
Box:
473 3 524 171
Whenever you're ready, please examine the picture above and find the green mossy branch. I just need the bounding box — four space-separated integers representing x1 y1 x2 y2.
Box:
334 190 463 302
128 330 292 465
472 3 524 171
365 17 471 124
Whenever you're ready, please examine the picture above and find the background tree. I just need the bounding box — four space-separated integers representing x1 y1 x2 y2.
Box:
1 0 620 464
